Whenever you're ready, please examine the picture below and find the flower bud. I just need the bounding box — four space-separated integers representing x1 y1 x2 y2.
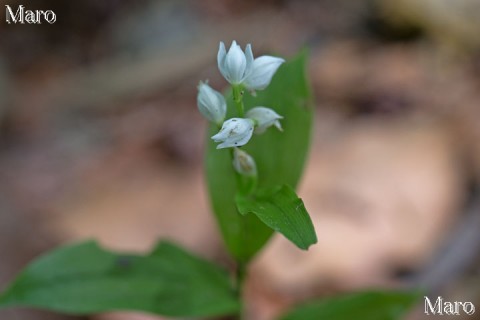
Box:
197 82 226 125
233 148 257 176
243 56 285 91
211 118 254 149
246 107 283 134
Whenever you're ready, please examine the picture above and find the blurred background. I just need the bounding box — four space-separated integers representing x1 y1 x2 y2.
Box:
1 0 480 319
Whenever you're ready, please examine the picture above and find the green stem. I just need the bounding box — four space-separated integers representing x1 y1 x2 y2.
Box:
229 147 250 320
235 260 247 320
230 85 250 320
232 85 245 117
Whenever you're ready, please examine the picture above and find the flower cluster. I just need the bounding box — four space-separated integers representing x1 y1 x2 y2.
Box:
197 40 285 175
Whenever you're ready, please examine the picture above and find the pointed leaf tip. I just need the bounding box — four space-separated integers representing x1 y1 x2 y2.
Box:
236 184 317 250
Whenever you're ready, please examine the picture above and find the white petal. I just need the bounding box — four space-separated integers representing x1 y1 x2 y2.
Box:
225 41 247 84
244 56 285 90
273 120 283 131
211 120 231 141
217 42 228 80
211 130 228 142
212 118 242 142
216 141 231 149
246 107 283 123
246 106 283 134
244 44 254 79
218 131 252 149
226 127 253 147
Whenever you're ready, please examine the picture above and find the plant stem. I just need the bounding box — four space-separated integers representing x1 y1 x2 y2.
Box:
235 260 247 320
232 85 245 117
231 84 249 320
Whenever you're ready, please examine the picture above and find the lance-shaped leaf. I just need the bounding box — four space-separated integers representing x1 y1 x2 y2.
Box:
279 290 420 320
0 240 239 317
236 185 317 250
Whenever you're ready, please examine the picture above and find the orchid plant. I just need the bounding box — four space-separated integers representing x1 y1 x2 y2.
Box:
0 41 419 320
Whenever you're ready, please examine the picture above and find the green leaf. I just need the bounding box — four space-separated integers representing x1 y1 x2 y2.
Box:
0 240 239 317
205 51 314 262
236 185 317 250
279 291 420 320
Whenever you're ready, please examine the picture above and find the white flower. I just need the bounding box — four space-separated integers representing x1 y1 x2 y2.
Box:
246 107 283 134
217 41 284 90
211 118 254 149
243 56 285 91
233 148 257 176
217 41 253 85
197 82 226 125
